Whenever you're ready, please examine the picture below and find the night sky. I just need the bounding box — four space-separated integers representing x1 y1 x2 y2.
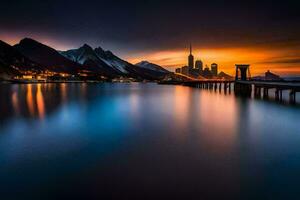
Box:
1 0 300 75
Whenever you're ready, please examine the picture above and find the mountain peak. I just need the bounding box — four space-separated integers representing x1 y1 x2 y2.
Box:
82 43 93 49
0 40 11 47
136 61 150 66
19 38 38 45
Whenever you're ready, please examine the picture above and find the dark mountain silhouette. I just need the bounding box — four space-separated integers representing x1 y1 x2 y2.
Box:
135 61 169 73
217 71 233 80
0 40 43 78
14 38 88 73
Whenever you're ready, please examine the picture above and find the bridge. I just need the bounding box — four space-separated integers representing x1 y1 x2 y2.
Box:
160 64 300 104
183 79 235 93
234 65 300 103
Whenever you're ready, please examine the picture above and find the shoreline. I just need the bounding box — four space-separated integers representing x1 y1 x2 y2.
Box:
0 80 155 84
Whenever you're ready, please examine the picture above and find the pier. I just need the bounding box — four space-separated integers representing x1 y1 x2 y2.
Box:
234 64 300 104
160 64 300 104
183 80 234 93
236 80 300 103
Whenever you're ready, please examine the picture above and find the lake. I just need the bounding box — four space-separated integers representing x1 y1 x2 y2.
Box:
0 83 300 199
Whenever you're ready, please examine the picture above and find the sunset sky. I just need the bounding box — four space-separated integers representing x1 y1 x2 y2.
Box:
1 0 300 76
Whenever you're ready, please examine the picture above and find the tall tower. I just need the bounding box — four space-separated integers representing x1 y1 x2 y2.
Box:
188 44 194 70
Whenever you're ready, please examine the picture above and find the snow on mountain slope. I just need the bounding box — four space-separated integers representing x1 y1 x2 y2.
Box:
94 48 130 74
135 61 169 73
61 44 170 80
60 44 98 65
61 45 130 74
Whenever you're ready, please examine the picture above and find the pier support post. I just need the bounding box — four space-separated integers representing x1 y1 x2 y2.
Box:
290 90 296 104
275 89 279 100
275 88 283 102
263 88 269 99
254 86 261 98
234 82 252 97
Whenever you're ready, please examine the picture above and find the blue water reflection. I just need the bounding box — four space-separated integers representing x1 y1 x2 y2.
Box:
0 83 299 199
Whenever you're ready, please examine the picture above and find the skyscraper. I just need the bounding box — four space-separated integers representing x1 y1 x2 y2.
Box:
195 60 203 72
188 44 194 70
211 63 218 76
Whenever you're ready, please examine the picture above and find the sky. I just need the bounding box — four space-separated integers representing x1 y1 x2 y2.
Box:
1 0 300 75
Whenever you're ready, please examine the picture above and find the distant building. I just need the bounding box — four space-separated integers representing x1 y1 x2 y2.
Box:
175 68 181 74
190 68 201 78
211 63 218 76
202 65 213 78
181 66 189 76
195 60 203 72
188 44 194 70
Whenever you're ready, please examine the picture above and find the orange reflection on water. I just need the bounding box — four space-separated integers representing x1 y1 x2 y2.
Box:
173 86 191 129
60 84 67 103
36 84 45 119
198 91 238 152
11 91 20 115
26 84 35 116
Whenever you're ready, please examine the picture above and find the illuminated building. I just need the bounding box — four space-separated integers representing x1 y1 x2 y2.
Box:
211 63 218 76
175 68 181 73
202 65 213 78
195 60 203 72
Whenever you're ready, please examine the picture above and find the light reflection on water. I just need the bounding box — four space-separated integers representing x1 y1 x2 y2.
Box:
0 83 300 199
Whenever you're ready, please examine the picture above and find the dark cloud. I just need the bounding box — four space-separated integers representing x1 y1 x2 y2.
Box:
1 0 300 53
258 57 300 65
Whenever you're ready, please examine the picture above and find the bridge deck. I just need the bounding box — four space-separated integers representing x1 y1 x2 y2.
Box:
236 81 300 91
186 80 235 83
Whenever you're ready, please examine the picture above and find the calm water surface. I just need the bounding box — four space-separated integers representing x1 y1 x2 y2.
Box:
0 83 300 199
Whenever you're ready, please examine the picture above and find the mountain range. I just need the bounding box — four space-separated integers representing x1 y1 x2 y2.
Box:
0 38 170 80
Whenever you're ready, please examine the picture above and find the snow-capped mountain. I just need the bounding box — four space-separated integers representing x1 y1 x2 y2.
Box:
60 44 97 65
60 44 121 77
60 44 137 77
61 45 170 80
94 47 130 74
135 61 169 73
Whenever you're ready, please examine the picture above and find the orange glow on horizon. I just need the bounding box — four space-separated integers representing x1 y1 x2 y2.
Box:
0 32 74 51
1 32 300 76
127 47 300 76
